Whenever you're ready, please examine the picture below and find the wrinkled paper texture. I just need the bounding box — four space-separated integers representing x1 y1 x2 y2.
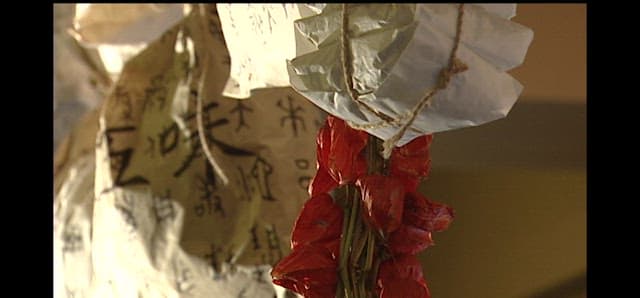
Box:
72 4 187 82
54 4 110 149
215 4 330 99
72 4 530 148
55 5 322 297
288 3 533 146
72 4 186 45
216 4 304 99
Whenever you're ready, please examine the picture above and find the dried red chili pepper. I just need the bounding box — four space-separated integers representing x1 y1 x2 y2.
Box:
271 244 338 298
324 115 368 185
308 164 339 197
377 254 430 298
316 117 332 167
408 193 454 233
291 193 344 258
389 134 434 192
390 134 434 178
356 174 406 235
276 114 453 297
388 192 454 255
388 224 434 255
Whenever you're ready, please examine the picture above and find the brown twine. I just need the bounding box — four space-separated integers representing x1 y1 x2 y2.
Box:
340 4 468 158
380 4 468 158
340 4 402 127
346 110 425 134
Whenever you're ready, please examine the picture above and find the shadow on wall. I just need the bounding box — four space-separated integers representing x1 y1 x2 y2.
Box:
418 101 586 298
527 271 586 298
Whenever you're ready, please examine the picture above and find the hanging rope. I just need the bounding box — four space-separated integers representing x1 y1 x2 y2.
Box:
339 4 467 159
340 4 402 127
381 3 468 158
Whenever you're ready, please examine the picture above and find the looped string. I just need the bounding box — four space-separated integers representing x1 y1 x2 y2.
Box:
339 4 468 159
381 4 467 158
340 4 402 127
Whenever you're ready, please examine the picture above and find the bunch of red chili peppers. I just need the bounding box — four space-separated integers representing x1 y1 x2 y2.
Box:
271 115 454 298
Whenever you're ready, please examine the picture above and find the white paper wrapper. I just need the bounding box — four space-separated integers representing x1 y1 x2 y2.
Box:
56 5 322 297
215 4 303 99
54 4 110 150
72 4 186 45
71 4 187 82
288 3 533 146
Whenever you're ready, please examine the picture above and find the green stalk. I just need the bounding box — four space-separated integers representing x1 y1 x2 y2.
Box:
350 221 367 267
364 229 375 272
338 186 352 298
369 255 383 294
358 274 367 298
337 134 388 298
347 189 361 297
336 281 345 298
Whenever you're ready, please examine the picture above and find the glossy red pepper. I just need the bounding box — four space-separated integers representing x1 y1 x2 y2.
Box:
356 175 406 235
390 134 433 178
377 254 431 298
389 134 434 192
323 115 369 185
308 164 339 197
407 193 454 233
316 117 332 168
271 244 338 298
276 114 453 297
388 224 434 255
388 192 454 255
291 193 344 258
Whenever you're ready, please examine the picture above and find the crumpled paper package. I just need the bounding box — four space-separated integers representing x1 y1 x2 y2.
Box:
215 4 331 99
54 4 111 150
215 4 305 99
55 4 322 297
71 4 187 81
288 3 534 146
109 4 533 148
72 4 185 45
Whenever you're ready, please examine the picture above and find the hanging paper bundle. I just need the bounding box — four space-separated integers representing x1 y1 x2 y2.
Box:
265 3 532 297
287 4 533 152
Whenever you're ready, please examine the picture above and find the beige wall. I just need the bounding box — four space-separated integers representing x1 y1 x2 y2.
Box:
510 4 586 103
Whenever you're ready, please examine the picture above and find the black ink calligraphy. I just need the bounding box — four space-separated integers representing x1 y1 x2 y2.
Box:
113 85 134 121
207 4 225 42
294 158 312 190
104 126 150 190
195 163 226 217
250 224 261 250
251 155 276 201
62 225 83 253
277 95 305 137
173 101 254 177
237 166 254 201
252 267 267 284
115 204 137 231
205 244 235 273
158 123 180 156
230 101 253 132
262 224 282 265
153 190 176 223
143 75 168 112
